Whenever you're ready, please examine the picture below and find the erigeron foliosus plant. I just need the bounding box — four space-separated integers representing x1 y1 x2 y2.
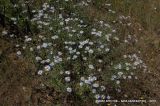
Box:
1 0 148 103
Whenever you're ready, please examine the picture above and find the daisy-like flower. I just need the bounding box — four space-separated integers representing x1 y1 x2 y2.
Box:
65 76 71 82
65 71 71 75
2 30 8 35
45 59 50 63
25 38 32 42
123 75 127 79
117 72 123 76
88 64 94 69
44 65 51 71
105 48 110 52
93 83 99 88
17 51 21 55
92 89 96 93
42 43 48 48
128 75 132 79
116 80 120 84
10 34 14 37
67 87 72 93
72 55 78 59
30 47 34 51
101 95 106 99
51 35 59 40
100 86 106 91
95 94 100 99
80 77 85 81
98 59 103 63
106 95 111 99
36 56 42 61
38 70 43 75
88 49 94 54
84 80 91 84
50 62 55 66
60 71 64 74
80 30 84 34
98 68 102 72
83 57 87 60
135 76 138 79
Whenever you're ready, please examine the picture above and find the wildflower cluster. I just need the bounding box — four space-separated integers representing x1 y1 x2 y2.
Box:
0 0 148 104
